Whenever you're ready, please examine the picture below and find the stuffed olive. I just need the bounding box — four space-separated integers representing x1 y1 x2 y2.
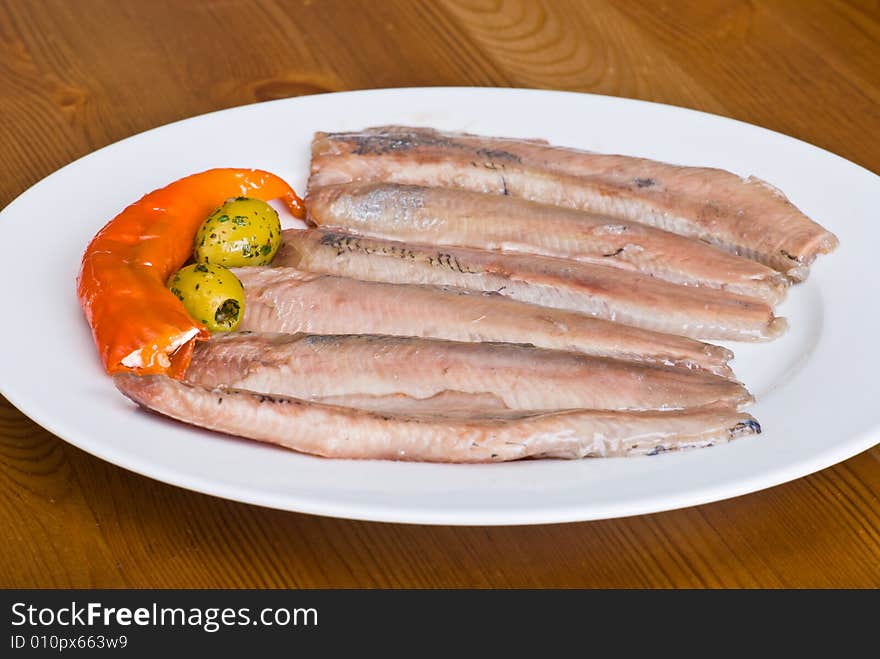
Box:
167 263 245 332
194 197 282 267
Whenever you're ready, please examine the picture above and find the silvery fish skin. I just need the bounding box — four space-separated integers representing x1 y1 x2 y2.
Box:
275 230 787 342
114 374 762 462
307 182 788 304
309 126 838 280
234 266 734 377
185 333 753 413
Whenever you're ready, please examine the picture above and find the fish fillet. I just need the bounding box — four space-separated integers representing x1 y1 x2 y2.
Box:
275 230 786 341
114 374 762 462
235 266 734 376
309 126 838 280
186 333 752 412
307 182 788 304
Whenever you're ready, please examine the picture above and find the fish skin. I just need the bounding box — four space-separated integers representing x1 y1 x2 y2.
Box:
309 126 838 280
186 332 753 412
234 266 734 377
275 229 787 342
306 182 788 304
114 374 762 462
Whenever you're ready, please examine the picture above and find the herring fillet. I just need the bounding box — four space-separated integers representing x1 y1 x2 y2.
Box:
275 230 787 342
309 126 838 280
186 333 752 412
114 374 762 462
307 182 788 304
234 266 734 377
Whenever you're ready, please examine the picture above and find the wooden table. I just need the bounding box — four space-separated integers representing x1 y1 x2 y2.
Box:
2 0 878 588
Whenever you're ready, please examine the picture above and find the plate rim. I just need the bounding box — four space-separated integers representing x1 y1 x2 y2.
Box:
3 85 879 218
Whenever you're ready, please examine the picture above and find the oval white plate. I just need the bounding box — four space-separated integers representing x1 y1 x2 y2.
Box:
1 88 877 525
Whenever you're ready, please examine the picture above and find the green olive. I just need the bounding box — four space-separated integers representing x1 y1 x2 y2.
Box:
167 263 245 332
193 197 282 267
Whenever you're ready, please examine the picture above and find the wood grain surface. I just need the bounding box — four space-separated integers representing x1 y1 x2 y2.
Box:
1 0 878 588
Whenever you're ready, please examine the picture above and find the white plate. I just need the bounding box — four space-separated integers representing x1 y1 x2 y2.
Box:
0 88 877 525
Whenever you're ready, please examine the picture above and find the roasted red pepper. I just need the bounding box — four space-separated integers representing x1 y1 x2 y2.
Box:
77 168 304 377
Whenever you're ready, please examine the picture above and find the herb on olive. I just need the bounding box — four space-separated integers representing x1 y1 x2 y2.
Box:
193 197 282 267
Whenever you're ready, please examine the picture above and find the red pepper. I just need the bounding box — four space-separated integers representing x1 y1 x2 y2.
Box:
77 168 304 378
